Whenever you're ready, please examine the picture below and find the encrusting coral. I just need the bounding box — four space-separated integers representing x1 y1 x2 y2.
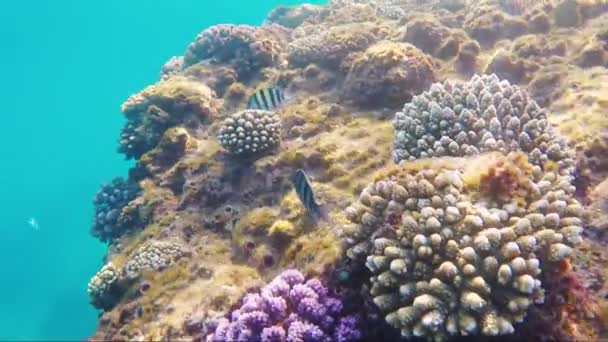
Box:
342 152 584 340
208 269 361 342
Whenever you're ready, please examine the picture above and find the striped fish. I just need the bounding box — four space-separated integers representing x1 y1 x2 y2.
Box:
293 169 324 222
248 87 286 111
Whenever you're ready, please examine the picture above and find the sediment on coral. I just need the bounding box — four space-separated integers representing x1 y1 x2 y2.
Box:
342 152 583 340
118 76 220 160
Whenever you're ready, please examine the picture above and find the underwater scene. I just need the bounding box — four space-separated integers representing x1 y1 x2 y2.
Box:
9 0 608 340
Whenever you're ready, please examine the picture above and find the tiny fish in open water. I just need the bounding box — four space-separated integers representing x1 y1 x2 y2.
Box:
248 87 286 111
293 169 324 222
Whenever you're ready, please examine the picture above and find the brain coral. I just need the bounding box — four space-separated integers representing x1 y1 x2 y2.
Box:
392 74 572 171
343 41 436 109
218 109 282 158
91 177 141 242
342 152 583 340
209 269 361 342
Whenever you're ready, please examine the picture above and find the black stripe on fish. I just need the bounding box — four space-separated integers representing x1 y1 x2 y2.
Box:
269 88 277 108
260 89 270 110
248 87 285 111
248 92 261 109
293 169 323 221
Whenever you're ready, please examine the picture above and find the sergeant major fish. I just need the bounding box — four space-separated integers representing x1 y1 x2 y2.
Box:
293 169 325 223
248 86 287 111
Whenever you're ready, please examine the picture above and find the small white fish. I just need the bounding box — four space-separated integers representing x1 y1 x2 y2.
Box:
27 218 40 231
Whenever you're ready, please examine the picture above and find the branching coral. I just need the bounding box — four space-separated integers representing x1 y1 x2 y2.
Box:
341 152 583 340
91 178 141 242
209 269 361 342
343 41 436 109
392 74 572 171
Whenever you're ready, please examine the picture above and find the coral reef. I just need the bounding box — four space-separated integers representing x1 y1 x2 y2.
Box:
209 269 361 342
217 109 282 158
88 0 608 341
91 178 141 242
342 152 583 340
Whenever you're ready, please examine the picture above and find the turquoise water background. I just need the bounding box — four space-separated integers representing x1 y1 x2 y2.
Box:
0 1 324 339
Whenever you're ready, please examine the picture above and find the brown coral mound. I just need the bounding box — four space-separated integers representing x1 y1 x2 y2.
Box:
404 17 473 60
287 21 394 69
342 41 436 108
464 3 528 47
183 24 289 80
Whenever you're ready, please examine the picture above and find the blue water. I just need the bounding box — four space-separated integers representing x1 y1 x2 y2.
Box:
0 0 325 339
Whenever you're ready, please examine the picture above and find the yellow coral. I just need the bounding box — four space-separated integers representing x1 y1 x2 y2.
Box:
283 230 342 277
268 220 299 239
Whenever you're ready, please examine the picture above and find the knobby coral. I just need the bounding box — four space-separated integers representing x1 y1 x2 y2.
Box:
342 152 583 340
91 178 141 242
209 269 361 342
392 73 572 172
218 109 282 158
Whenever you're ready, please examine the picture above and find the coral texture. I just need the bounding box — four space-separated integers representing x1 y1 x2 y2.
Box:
88 1 608 341
218 109 282 158
91 178 141 242
209 269 361 342
342 152 583 340
343 41 436 108
392 74 572 171
87 262 120 310
119 76 219 159
184 24 288 80
123 240 187 279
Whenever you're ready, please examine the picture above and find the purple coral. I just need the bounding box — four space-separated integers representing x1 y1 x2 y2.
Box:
209 269 361 342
